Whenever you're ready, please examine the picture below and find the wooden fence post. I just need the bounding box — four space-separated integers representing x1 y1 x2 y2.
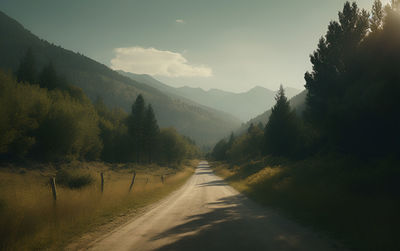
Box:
129 171 136 192
100 172 104 193
146 177 149 185
161 175 164 184
50 177 57 201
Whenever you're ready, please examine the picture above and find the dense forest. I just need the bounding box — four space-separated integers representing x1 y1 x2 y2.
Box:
212 0 400 161
210 2 400 249
0 51 199 164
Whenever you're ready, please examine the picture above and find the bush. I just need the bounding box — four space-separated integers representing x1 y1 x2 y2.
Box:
0 70 102 161
55 169 93 189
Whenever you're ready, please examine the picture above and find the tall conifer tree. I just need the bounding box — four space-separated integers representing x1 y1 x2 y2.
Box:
39 62 59 90
304 2 369 130
143 104 159 162
371 0 384 33
264 85 298 156
16 48 35 84
127 94 146 162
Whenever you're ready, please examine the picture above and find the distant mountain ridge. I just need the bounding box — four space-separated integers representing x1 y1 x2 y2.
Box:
118 71 302 121
236 90 307 134
0 10 241 146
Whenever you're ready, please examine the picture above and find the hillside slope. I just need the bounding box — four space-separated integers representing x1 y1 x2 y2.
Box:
237 90 307 134
173 86 301 122
118 71 301 122
0 10 240 146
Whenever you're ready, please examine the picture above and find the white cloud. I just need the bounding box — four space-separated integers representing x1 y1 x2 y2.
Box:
175 19 185 24
111 47 212 78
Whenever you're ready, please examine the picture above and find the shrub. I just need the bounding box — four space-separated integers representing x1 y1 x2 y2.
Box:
55 169 93 189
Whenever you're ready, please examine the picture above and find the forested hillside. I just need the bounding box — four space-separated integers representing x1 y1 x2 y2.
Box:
214 0 400 164
0 10 240 146
0 67 199 163
117 70 241 122
173 85 301 122
235 90 307 135
211 1 400 249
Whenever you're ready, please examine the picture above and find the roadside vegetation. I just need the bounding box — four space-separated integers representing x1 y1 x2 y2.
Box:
212 156 399 250
211 1 400 250
0 62 200 163
0 160 196 250
0 43 201 250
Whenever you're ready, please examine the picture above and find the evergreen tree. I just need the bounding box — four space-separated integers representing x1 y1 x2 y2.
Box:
304 2 369 130
302 1 400 156
39 62 59 90
128 94 145 136
264 85 298 156
143 104 159 162
371 0 384 33
127 94 146 162
228 122 264 161
211 139 228 161
16 48 35 84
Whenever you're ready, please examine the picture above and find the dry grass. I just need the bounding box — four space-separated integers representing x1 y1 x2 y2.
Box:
212 157 400 251
0 160 196 250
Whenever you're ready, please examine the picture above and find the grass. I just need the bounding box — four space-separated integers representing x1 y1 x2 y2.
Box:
0 160 196 250
212 155 400 251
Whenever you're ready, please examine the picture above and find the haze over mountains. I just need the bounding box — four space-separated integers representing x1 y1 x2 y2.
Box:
118 71 302 121
237 90 307 134
0 9 304 146
0 10 241 146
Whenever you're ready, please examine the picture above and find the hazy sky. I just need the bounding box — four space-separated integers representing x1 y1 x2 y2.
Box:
0 0 389 92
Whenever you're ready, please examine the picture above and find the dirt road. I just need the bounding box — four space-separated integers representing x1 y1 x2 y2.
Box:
87 161 342 251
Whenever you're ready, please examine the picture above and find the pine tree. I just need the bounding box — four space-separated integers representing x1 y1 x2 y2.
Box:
143 104 159 162
16 48 35 84
304 2 369 129
127 94 146 162
371 0 384 33
211 139 228 161
39 62 59 90
264 85 298 156
247 122 264 159
127 94 145 136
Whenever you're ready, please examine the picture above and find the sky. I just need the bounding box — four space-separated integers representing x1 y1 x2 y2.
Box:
0 0 390 93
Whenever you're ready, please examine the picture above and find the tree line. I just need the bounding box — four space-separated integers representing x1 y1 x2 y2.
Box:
212 0 400 161
0 52 199 164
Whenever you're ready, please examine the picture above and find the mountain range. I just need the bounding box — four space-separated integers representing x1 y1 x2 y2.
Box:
0 10 305 146
0 10 241 146
236 90 307 134
118 71 301 122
